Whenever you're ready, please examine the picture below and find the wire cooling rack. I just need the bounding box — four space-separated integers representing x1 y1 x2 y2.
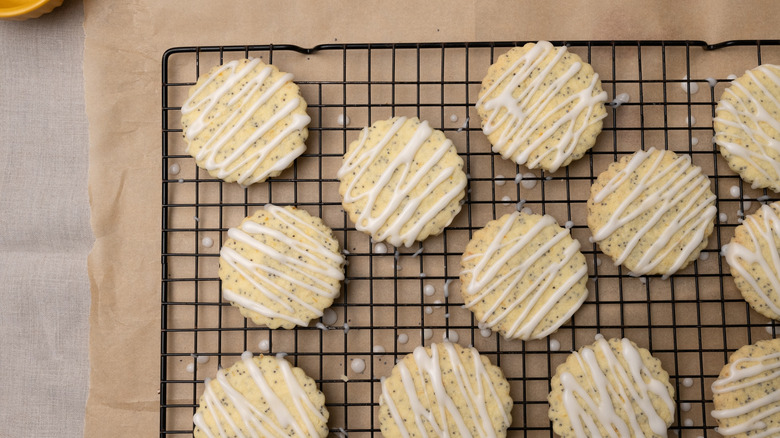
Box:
161 40 780 437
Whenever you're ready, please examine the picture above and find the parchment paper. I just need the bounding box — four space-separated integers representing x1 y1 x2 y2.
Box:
83 1 780 436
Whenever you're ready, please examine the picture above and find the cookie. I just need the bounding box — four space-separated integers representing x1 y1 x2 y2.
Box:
337 116 467 247
587 147 717 278
714 65 780 192
711 338 780 438
548 336 675 438
181 58 310 186
378 342 513 437
460 211 588 340
219 204 345 329
476 41 608 173
193 352 329 438
724 201 780 320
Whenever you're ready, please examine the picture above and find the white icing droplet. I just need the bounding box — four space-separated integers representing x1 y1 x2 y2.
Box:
639 277 647 284
186 362 196 373
727 74 738 80
738 210 744 217
433 300 442 308
480 328 492 338
596 257 602 267
425 306 433 315
681 76 699 94
343 323 350 333
611 93 631 108
456 116 470 132
419 273 427 278
758 195 771 202
721 244 729 256
520 172 537 189
337 114 350 126
196 355 209 364
706 77 717 87
521 207 533 215
682 377 694 387
397 333 409 344
258 339 270 352
449 114 458 123
495 175 506 186
686 115 696 126
549 339 561 351
169 163 180 175
719 212 728 222
730 185 741 198
691 137 699 146
444 313 450 318
683 419 694 427
423 329 433 340
564 220 574 229
321 308 338 325
201 237 214 248
501 195 512 205
374 243 388 254
699 251 710 261
766 325 777 334
424 284 435 296
743 200 752 210
681 402 691 412
514 173 523 184
443 330 459 343
350 358 366 373
373 345 385 353
411 247 424 257
315 322 328 331
178 178 184 183
193 216 200 222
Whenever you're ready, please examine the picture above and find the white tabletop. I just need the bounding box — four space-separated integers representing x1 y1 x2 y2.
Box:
0 1 90 436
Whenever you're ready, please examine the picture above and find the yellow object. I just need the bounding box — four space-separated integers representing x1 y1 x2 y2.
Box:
0 0 63 20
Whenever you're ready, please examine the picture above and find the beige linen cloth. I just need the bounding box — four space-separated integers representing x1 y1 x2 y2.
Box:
0 1 90 437
83 1 780 436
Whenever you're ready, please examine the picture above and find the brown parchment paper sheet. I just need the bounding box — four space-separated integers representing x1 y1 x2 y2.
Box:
84 1 780 436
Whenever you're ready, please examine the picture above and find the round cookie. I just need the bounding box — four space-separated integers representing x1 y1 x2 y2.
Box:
476 40 608 173
219 204 345 329
714 65 780 192
587 147 717 278
460 211 588 340
337 116 467 248
193 352 329 438
181 58 310 186
378 342 513 437
548 336 675 438
725 201 780 320
711 338 780 438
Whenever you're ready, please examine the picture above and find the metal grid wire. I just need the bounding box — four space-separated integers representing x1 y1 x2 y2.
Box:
162 40 780 437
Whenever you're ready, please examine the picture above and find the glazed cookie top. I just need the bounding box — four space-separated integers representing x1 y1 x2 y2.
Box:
714 64 780 192
548 336 675 438
337 116 467 247
476 41 608 173
725 201 780 320
193 352 329 438
711 338 780 438
378 342 513 438
587 147 717 278
219 204 345 329
460 211 588 340
181 58 310 186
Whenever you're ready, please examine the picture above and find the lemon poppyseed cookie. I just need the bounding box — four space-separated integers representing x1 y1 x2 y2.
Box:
181 58 310 186
337 116 467 248
476 41 608 173
725 201 780 320
714 65 780 192
219 204 345 329
587 147 717 278
193 352 329 438
548 336 675 438
460 211 588 341
378 342 513 438
711 338 780 438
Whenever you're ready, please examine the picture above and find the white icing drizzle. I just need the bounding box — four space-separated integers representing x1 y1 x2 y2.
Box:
715 65 780 187
338 117 467 247
477 41 608 172
462 212 587 340
711 348 780 436
379 343 509 437
219 204 345 326
725 203 780 316
182 59 310 185
193 352 327 438
560 337 675 438
591 148 717 278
